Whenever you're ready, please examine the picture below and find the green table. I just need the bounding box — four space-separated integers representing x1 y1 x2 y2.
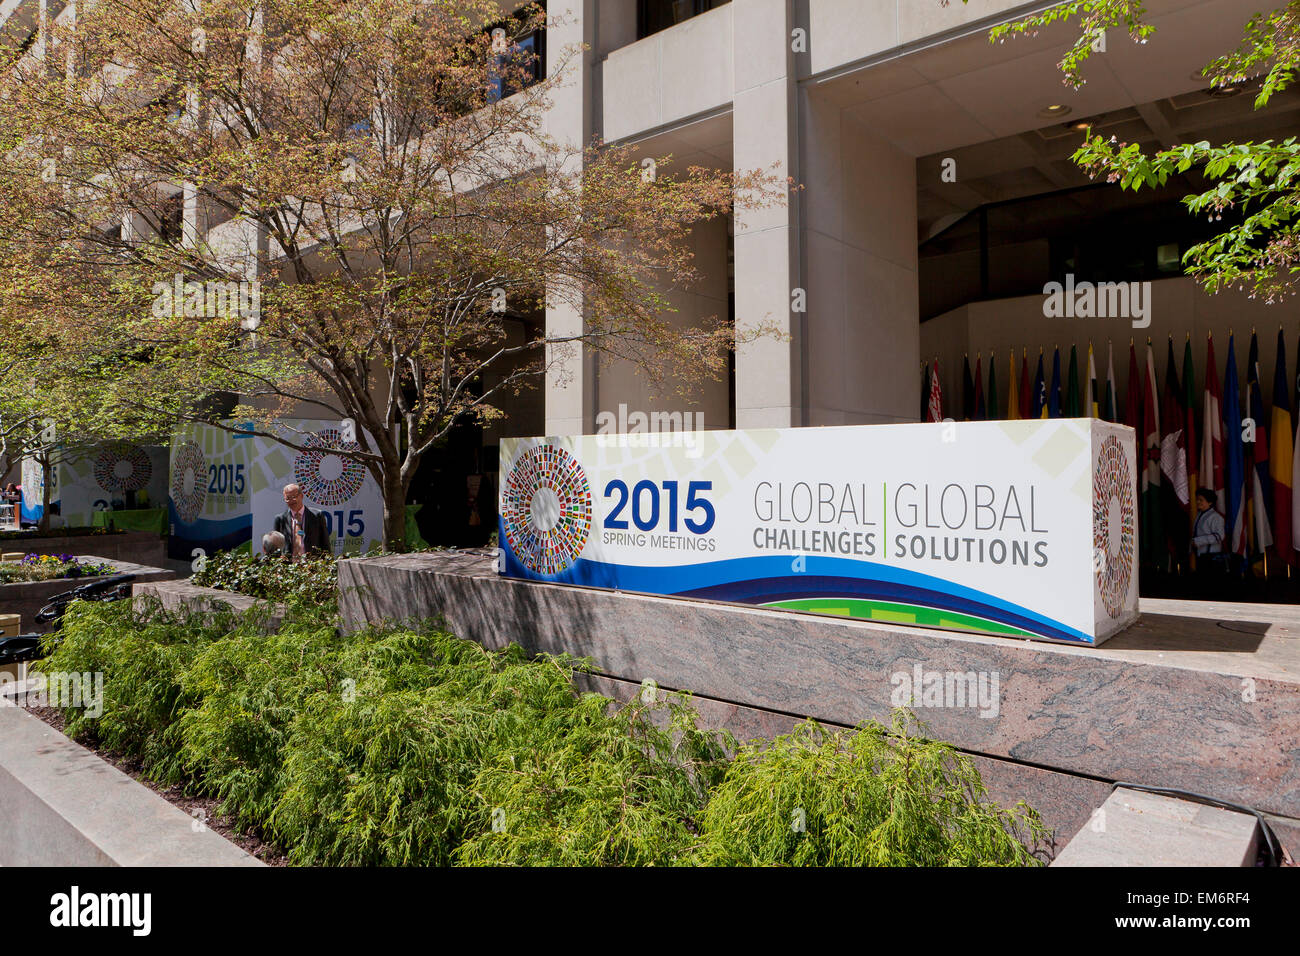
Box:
405 503 431 550
91 507 167 536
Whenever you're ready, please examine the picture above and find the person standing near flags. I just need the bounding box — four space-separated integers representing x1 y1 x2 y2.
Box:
1191 486 1228 595
1192 487 1226 555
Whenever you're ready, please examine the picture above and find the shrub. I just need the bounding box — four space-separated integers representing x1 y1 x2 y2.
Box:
175 612 355 830
191 548 338 608
43 601 1047 867
39 598 235 782
455 696 735 867
694 714 1047 866
271 633 601 866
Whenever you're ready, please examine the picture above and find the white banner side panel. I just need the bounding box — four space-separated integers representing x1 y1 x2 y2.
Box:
1091 419 1141 641
59 443 170 526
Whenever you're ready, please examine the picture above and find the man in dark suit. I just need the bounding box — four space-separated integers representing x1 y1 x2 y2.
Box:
272 483 332 560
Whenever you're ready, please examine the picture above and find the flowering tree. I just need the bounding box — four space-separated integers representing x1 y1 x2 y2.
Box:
0 305 166 531
967 0 1300 302
0 0 782 547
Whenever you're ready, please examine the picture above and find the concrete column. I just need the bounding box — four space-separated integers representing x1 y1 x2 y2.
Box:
732 0 801 428
182 181 206 250
121 210 147 244
543 0 595 436
800 92 920 425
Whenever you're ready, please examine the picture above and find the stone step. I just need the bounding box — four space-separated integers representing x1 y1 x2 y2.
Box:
1052 788 1261 867
0 704 261 866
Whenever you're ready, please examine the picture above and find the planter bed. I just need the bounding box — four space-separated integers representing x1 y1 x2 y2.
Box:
8 695 286 865
133 578 286 630
0 530 165 568
0 698 263 866
0 557 175 633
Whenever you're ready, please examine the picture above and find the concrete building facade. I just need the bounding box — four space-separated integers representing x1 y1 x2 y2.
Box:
541 0 1300 437
8 0 1300 544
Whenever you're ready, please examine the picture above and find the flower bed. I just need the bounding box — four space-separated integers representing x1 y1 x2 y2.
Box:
0 554 116 584
0 556 176 634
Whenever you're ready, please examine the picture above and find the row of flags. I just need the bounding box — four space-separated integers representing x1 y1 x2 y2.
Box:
921 330 1299 572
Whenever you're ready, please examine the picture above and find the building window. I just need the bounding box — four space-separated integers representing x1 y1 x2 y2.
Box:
638 0 730 40
487 18 546 103
158 197 184 244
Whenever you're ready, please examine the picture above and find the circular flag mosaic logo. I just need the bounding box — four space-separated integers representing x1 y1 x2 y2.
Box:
503 445 592 575
1093 434 1135 618
95 441 152 493
170 441 207 524
293 427 366 506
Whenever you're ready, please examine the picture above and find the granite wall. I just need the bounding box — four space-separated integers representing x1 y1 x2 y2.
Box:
338 551 1300 856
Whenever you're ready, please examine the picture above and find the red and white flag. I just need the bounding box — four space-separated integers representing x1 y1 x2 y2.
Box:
926 359 943 422
1202 335 1224 513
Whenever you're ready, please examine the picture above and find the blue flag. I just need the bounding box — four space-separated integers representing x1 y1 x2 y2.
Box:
1031 351 1047 419
1049 347 1063 418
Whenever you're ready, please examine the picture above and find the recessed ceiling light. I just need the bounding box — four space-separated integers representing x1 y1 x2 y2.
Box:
1038 104 1072 118
1191 72 1255 96
1206 83 1246 98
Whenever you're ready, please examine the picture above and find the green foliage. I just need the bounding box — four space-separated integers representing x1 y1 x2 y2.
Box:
1070 134 1300 299
175 614 355 830
264 624 514 865
39 598 235 782
973 0 1154 90
191 548 338 609
1206 1 1300 110
695 714 1047 867
455 696 736 866
977 0 1300 301
43 600 1046 867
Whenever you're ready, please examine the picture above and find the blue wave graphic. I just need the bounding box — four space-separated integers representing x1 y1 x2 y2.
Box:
498 532 1089 643
167 503 251 559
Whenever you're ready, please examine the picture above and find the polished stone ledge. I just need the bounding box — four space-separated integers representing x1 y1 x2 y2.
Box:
133 579 284 629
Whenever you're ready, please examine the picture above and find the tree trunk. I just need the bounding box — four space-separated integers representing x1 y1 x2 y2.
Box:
37 455 51 535
381 467 408 552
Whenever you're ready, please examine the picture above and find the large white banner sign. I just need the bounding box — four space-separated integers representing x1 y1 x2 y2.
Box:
499 419 1139 646
60 442 170 525
169 418 384 559
250 419 383 555
20 441 168 526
